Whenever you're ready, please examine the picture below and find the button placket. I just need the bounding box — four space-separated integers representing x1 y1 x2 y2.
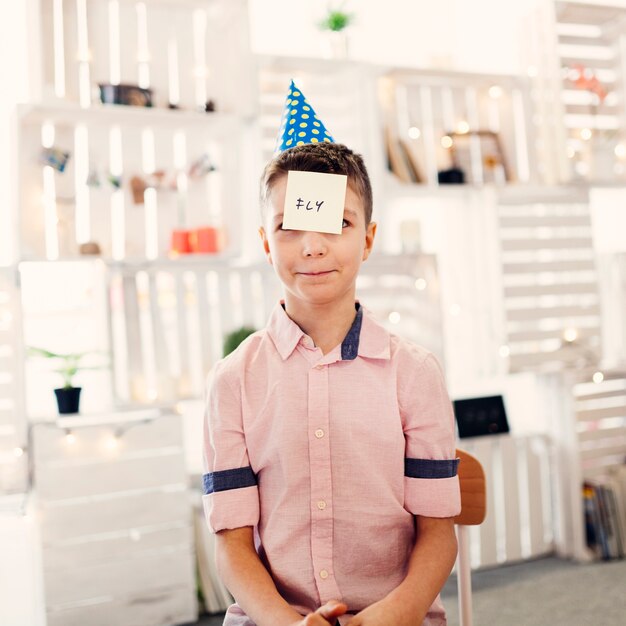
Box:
307 363 341 601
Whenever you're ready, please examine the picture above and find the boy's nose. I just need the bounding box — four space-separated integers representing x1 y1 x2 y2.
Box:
301 231 328 257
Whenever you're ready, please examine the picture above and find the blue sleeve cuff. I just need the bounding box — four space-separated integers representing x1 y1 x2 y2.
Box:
405 457 460 479
203 466 257 494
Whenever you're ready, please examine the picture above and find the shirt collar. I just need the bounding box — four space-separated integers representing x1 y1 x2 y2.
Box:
267 300 391 361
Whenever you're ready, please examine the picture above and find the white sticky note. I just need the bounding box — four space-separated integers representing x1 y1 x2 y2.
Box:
282 170 348 234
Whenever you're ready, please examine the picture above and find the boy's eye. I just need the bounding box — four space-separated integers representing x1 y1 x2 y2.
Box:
342 218 350 228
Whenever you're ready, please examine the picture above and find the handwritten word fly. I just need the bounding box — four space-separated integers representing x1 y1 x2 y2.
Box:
295 198 324 213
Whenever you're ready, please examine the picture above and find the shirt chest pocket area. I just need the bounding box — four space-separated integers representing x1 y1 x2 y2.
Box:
334 382 405 455
242 382 310 473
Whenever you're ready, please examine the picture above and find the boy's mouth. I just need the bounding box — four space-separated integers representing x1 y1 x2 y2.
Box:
298 270 335 276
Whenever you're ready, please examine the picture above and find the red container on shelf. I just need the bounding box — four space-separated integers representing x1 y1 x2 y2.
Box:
170 229 192 255
190 226 220 253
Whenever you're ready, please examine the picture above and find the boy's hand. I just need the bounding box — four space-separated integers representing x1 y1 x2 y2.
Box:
344 597 418 626
292 600 348 625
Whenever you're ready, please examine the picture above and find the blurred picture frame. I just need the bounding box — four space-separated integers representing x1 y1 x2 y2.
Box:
447 130 511 184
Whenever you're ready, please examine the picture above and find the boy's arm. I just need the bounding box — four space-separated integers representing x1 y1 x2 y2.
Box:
216 526 348 626
345 516 457 626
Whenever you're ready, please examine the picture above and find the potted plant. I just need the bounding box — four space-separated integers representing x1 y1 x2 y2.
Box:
223 327 257 357
319 4 353 32
26 347 109 414
318 4 354 59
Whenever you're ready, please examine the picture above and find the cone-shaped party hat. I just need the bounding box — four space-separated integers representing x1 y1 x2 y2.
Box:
275 80 335 153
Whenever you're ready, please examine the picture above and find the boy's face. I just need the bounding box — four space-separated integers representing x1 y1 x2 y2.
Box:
259 175 376 309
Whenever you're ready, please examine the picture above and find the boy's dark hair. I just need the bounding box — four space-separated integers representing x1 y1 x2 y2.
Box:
259 143 373 225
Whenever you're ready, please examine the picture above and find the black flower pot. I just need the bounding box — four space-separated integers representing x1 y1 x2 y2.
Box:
54 387 82 414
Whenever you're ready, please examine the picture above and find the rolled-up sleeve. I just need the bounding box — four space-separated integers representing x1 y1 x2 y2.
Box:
399 351 461 518
202 363 260 533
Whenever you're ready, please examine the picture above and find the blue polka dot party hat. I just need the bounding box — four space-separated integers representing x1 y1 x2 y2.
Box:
275 80 335 153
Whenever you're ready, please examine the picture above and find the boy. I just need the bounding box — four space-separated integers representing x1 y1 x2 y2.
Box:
203 84 461 626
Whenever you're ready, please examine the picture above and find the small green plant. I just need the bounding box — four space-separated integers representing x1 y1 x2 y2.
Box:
319 5 354 32
223 327 257 357
26 346 109 389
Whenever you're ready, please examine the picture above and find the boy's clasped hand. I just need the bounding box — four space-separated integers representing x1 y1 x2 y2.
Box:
295 598 418 626
292 600 347 625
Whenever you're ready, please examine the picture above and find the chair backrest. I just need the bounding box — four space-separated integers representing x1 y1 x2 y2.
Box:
453 449 486 626
454 449 487 526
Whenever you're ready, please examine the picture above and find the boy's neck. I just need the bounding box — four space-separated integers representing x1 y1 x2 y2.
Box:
284 294 358 356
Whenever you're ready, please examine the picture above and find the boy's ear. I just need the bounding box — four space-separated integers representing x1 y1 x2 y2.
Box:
258 226 273 265
362 221 377 261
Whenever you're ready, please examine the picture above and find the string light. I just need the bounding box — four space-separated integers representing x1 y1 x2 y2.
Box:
488 85 503 99
415 278 427 291
499 345 510 358
580 128 592 141
563 328 578 343
441 135 453 149
105 433 120 449
592 371 604 384
456 120 470 134
615 144 626 159
14 447 24 458
408 126 421 139
388 311 401 324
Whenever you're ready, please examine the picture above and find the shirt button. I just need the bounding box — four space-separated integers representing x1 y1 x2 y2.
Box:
317 500 326 510
315 429 324 438
319 569 329 579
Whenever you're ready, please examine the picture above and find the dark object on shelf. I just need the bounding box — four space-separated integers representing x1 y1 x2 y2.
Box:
188 153 217 178
453 395 510 438
54 387 82 414
130 176 147 204
204 100 216 113
168 102 180 110
40 147 71 173
79 241 101 255
223 327 257 357
107 173 122 189
438 167 465 184
98 83 153 107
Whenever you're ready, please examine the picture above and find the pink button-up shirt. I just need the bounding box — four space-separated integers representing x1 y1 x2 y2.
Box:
203 302 461 626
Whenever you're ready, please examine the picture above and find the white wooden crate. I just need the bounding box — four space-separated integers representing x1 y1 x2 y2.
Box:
108 252 445 405
379 68 538 185
497 189 602 373
459 433 555 568
32 410 197 626
575 370 626 480
18 0 254 262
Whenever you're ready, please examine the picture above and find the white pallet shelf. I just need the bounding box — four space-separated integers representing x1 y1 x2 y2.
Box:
18 101 248 132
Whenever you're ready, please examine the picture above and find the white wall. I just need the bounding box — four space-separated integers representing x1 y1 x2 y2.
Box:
249 0 540 74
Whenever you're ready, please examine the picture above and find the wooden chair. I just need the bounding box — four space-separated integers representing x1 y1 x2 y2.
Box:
453 449 487 626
